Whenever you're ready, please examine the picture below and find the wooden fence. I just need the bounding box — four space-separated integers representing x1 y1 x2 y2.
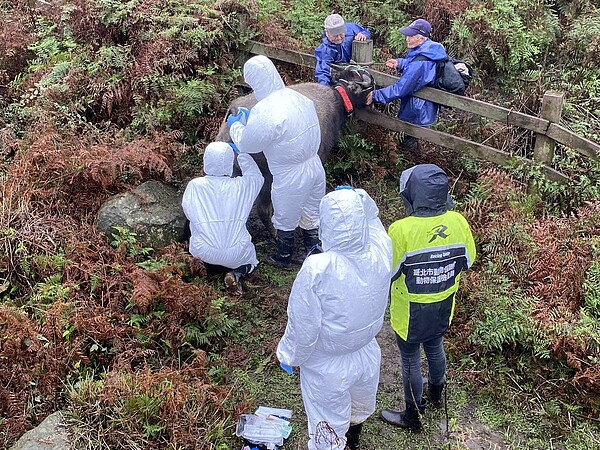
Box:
239 40 600 184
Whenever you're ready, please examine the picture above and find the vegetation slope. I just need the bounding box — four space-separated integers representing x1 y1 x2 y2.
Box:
1 0 600 448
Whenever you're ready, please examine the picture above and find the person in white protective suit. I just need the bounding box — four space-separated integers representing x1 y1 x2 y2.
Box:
228 55 326 269
181 141 264 294
276 187 393 450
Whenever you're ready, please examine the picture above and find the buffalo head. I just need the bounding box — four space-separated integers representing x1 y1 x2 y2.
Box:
330 63 375 109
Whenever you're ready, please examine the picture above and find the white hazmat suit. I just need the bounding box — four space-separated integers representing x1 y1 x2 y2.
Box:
276 188 393 450
181 142 264 270
229 55 326 232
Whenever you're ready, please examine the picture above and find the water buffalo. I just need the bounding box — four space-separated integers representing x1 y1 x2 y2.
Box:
215 63 375 237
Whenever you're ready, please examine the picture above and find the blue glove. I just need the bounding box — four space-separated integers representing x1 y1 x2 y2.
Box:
229 142 240 154
280 363 293 374
226 107 250 126
237 107 250 123
226 111 242 126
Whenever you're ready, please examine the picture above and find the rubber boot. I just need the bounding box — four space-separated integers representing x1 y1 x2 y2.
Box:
399 135 418 150
423 378 445 409
345 422 363 450
267 229 295 269
380 402 423 431
303 228 322 257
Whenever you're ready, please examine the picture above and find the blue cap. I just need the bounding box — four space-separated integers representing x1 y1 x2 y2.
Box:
399 19 431 38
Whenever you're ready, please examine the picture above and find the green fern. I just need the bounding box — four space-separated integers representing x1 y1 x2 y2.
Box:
184 297 240 350
110 225 153 258
387 28 408 55
29 273 71 314
471 289 551 359
96 0 139 29
447 0 559 76
583 244 600 317
283 0 323 46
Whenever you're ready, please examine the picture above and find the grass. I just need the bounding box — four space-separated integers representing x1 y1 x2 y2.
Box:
224 178 600 449
255 262 297 288
228 277 600 449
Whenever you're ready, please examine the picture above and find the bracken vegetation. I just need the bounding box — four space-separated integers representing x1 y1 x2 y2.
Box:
1 0 600 448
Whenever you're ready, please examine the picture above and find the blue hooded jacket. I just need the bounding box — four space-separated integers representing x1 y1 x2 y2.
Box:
314 23 371 85
372 39 447 126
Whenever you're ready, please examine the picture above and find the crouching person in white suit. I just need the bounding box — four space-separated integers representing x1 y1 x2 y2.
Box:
182 141 264 294
276 187 393 450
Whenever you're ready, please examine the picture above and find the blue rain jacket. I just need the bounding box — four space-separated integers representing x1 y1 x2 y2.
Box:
372 39 447 126
314 23 371 85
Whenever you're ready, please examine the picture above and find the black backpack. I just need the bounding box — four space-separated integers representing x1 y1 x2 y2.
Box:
413 55 476 95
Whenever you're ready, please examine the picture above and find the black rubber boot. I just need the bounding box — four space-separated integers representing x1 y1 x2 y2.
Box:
399 135 418 150
267 229 295 269
303 228 322 256
345 422 363 450
380 402 423 431
423 378 445 409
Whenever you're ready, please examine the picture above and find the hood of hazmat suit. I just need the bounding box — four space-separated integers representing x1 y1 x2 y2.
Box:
242 54 285 101
276 189 392 447
181 142 264 269
229 55 325 231
202 141 235 177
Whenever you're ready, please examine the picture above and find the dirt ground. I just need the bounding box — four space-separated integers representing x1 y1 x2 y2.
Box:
249 317 513 450
375 321 509 450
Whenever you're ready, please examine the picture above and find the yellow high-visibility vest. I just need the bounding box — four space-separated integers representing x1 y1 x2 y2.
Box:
388 210 476 342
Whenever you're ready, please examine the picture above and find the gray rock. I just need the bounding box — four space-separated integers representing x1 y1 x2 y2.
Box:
9 411 71 450
1 127 17 159
95 180 187 248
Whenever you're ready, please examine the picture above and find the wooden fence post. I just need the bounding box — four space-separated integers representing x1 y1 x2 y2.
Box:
233 13 251 70
351 39 373 66
533 91 564 164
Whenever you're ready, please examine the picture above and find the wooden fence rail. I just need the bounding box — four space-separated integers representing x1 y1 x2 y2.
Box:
241 40 600 183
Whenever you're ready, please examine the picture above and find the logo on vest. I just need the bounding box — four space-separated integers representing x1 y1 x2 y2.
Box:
428 225 448 243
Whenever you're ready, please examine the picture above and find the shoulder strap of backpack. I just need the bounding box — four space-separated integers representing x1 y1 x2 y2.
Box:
412 55 451 63
412 55 432 62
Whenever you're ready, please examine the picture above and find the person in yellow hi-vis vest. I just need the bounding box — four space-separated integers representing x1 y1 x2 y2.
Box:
381 164 476 431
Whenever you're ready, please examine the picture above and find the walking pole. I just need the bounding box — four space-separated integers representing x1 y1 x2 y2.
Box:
444 379 449 437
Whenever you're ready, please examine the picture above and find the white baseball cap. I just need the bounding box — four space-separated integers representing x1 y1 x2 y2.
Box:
324 14 346 35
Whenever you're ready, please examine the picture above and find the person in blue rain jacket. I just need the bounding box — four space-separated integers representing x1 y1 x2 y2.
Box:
367 19 447 143
315 13 371 86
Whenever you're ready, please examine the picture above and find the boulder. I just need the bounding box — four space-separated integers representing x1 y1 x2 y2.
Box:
1 127 17 159
9 411 71 450
95 180 187 248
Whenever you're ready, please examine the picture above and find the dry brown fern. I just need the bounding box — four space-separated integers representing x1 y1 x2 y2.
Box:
461 167 525 235
424 0 468 40
526 218 591 314
0 304 70 447
68 354 235 449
